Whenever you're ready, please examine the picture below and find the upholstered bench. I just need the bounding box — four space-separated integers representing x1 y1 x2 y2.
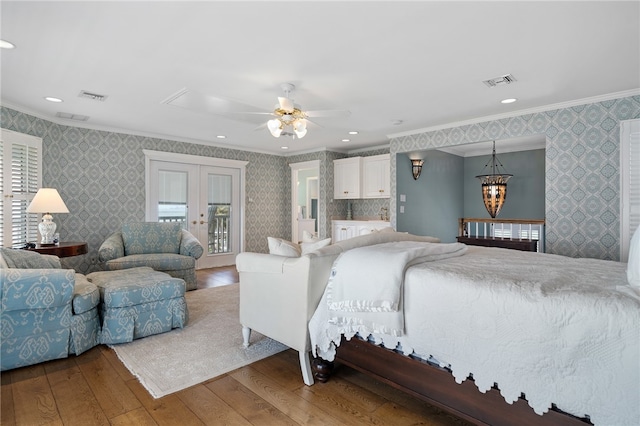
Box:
86 267 188 344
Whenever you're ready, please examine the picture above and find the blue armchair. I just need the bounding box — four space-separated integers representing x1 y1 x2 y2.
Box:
98 222 204 291
0 248 100 371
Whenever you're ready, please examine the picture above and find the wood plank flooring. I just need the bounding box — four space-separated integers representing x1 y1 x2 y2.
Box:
1 267 471 426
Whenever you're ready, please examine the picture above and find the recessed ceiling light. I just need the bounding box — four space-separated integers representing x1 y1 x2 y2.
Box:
216 135 226 139
348 131 359 135
281 146 289 150
501 98 517 104
44 97 63 103
0 40 15 49
342 139 350 142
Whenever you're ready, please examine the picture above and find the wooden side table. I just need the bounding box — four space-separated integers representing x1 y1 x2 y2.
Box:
27 242 88 258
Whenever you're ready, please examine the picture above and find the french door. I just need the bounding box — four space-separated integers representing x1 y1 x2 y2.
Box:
145 150 246 268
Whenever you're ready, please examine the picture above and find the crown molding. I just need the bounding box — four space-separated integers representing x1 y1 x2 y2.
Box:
1 101 291 157
387 89 640 139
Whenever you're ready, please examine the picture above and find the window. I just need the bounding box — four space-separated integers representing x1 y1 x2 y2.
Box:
0 129 42 247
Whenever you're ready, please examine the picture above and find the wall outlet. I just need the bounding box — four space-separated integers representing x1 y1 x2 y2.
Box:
400 205 405 213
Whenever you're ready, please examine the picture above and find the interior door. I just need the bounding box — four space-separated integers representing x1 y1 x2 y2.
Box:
290 160 320 243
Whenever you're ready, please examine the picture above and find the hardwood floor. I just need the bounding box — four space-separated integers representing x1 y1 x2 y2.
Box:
1 267 470 426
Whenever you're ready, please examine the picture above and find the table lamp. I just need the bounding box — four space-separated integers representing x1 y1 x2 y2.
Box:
26 188 69 245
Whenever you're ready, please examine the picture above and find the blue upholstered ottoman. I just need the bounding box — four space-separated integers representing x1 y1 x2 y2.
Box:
86 267 188 344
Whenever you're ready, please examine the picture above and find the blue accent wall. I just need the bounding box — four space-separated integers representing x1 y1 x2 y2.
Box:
390 95 640 260
463 149 545 219
396 151 464 243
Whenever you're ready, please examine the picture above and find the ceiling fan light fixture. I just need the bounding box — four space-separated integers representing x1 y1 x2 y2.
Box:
268 119 283 137
293 119 307 138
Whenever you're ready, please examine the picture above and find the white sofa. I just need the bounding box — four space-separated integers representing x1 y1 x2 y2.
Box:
236 231 440 385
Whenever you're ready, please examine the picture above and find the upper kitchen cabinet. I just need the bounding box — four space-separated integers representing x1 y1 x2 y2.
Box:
362 154 390 199
333 154 391 200
333 157 362 199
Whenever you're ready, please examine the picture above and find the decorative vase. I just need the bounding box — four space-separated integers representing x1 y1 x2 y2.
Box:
346 202 352 220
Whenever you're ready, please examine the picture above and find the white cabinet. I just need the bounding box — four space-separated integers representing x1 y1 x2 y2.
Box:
333 157 362 199
362 154 390 199
332 221 357 241
332 220 391 242
333 154 390 200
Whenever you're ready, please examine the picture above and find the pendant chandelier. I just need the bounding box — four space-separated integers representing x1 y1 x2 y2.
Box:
475 141 513 218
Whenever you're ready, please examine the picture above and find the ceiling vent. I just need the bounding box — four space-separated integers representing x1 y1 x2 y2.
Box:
78 90 107 101
483 74 517 88
56 112 90 121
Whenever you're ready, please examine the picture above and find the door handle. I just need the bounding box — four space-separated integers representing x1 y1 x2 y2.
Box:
192 220 197 225
200 220 206 225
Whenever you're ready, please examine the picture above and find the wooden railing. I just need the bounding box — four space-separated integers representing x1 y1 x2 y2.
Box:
458 218 546 252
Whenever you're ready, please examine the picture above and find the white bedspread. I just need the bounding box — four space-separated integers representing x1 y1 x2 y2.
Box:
309 246 640 426
326 241 466 335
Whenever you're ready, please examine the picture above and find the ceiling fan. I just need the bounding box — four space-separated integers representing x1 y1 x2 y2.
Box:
234 83 350 139
163 83 349 140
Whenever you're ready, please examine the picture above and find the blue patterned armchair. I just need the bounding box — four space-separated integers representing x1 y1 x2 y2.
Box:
0 248 100 371
98 222 204 291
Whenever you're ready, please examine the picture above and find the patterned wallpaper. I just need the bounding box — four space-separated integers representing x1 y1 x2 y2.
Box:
3 94 637 273
1 106 290 273
390 95 640 261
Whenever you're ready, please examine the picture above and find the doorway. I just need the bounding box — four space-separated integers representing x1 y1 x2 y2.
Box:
290 160 320 243
144 150 247 268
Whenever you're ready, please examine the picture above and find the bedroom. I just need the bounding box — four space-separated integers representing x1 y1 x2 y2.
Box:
1 1 639 425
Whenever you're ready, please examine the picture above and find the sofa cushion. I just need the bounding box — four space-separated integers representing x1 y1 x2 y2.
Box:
0 248 61 269
268 237 301 257
105 253 196 271
122 222 182 255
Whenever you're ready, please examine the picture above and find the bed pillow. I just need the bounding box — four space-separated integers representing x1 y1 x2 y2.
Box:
628 227 640 287
301 237 332 255
267 237 301 257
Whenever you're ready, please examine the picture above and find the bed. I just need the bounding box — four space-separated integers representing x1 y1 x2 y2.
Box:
309 241 640 426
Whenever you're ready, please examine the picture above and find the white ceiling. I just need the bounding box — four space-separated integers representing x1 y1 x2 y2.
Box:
1 1 639 155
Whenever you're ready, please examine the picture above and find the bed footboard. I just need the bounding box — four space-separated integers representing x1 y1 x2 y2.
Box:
313 337 591 426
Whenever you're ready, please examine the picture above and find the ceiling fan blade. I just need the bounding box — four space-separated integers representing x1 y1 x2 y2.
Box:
305 109 351 118
278 97 294 113
163 88 265 115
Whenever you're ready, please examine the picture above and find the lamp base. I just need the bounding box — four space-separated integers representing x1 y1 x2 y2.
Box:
38 213 57 245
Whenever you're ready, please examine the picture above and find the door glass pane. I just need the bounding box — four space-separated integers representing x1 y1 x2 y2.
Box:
208 173 231 254
158 170 187 227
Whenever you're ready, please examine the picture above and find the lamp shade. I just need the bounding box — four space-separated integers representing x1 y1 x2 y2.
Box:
26 188 69 214
267 119 283 137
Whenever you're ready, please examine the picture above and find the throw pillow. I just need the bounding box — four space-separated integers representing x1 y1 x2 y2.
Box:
302 230 318 243
301 237 332 254
267 237 301 257
628 226 640 287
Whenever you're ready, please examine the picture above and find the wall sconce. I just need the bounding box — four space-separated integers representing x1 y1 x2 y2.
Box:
411 159 424 180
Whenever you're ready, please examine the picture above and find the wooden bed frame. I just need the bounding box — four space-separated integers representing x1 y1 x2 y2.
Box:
312 336 592 426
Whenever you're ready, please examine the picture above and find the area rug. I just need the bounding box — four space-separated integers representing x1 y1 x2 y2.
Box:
110 283 287 398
